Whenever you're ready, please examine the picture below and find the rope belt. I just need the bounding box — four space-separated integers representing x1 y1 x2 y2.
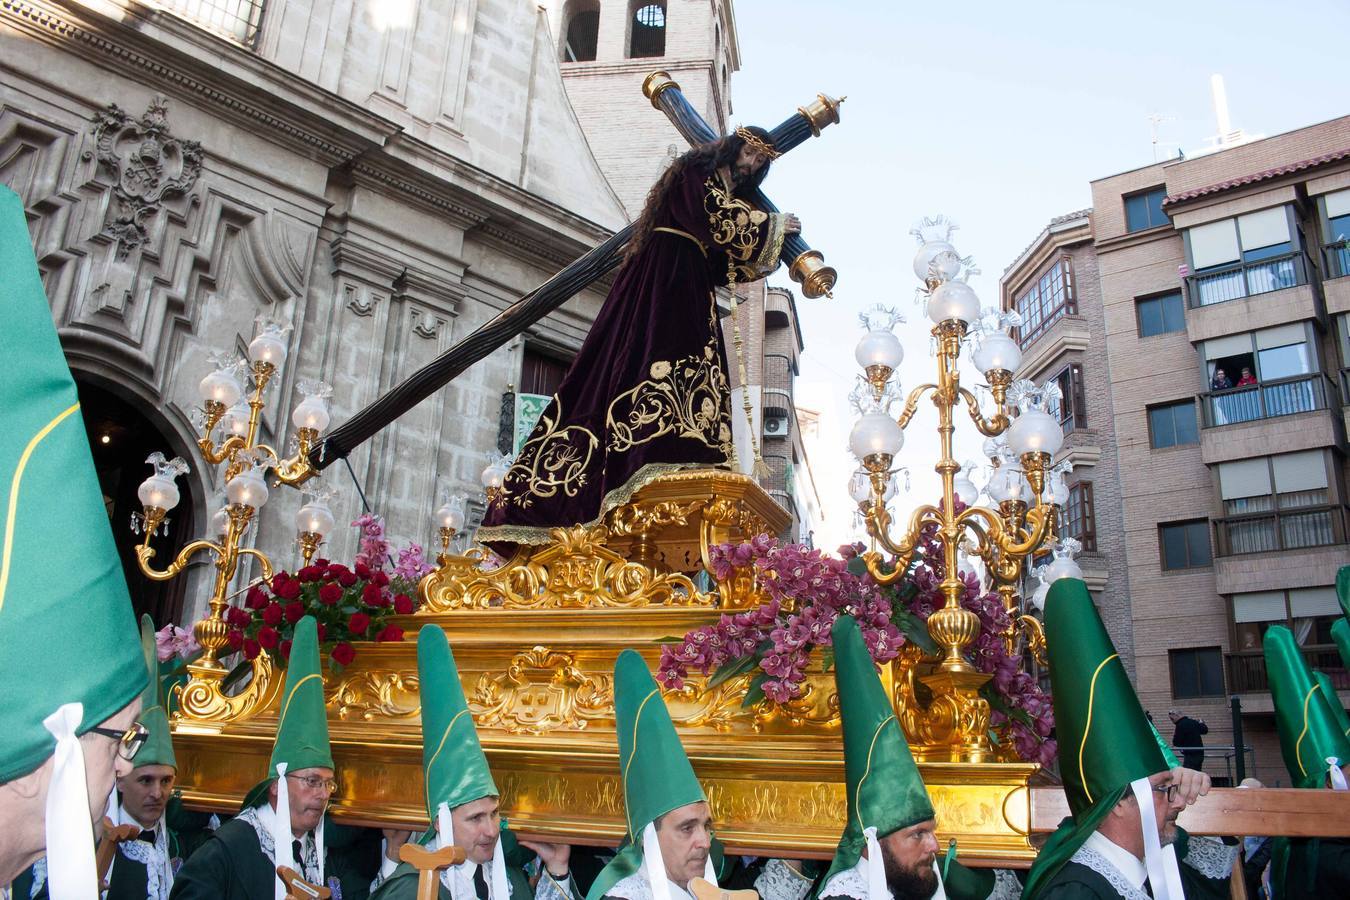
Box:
652 227 707 258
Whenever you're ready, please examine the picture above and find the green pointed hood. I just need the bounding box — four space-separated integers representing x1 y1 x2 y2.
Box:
1314 670 1350 744
0 185 146 782
271 616 333 775
1264 625 1350 789
418 625 497 820
1333 565 1350 672
823 615 934 886
132 614 176 769
1024 579 1168 899
586 650 705 900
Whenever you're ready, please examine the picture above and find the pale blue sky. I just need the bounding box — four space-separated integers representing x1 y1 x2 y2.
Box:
725 0 1349 546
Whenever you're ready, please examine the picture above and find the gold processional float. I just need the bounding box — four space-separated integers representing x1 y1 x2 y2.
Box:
133 85 1078 869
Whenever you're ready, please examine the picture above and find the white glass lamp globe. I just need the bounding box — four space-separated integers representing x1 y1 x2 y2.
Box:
848 471 870 503
481 462 508 490
210 506 230 537
1044 554 1085 583
849 412 904 460
226 469 270 509
986 467 1029 504
247 330 288 367
952 472 979 506
220 404 251 438
926 280 981 326
436 499 466 532
137 474 181 511
1006 407 1064 457
1049 474 1071 507
854 330 904 371
972 331 1022 374
295 501 335 537
912 240 957 282
291 396 331 433
1029 581 1050 611
198 369 242 407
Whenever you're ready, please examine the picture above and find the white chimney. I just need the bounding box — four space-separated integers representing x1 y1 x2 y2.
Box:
1211 74 1233 143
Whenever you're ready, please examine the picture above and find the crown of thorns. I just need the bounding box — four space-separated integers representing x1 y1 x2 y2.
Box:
734 127 781 159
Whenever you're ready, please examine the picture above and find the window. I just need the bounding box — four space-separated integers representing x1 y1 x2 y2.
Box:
1045 364 1087 432
1014 258 1075 348
1159 519 1211 570
1137 291 1185 337
629 2 667 58
1232 587 1343 652
1323 189 1350 278
1125 187 1169 232
562 2 600 61
1199 324 1320 426
1147 400 1198 449
158 0 266 46
520 347 570 398
1215 451 1335 555
1186 207 1301 305
1169 647 1225 699
1062 481 1096 552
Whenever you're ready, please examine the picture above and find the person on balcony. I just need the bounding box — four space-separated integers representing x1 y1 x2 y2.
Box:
1237 367 1258 386
368 627 578 900
1210 369 1232 391
815 615 1022 900
1167 710 1208 773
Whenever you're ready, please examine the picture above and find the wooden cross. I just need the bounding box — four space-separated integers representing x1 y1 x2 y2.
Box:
277 865 331 899
399 842 468 900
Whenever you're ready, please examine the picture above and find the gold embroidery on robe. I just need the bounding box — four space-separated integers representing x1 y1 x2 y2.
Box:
605 337 733 457
503 399 599 509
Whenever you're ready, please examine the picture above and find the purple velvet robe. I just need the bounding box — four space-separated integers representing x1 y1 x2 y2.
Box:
478 162 787 548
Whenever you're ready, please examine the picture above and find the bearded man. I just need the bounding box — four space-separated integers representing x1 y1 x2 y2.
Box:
478 126 800 550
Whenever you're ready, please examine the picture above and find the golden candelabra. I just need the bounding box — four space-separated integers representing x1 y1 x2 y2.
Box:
849 226 1066 762
132 323 331 718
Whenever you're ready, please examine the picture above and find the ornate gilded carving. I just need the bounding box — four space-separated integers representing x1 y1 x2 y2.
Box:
93 95 203 258
174 654 281 724
892 644 993 763
471 647 613 734
419 525 711 610
332 670 422 722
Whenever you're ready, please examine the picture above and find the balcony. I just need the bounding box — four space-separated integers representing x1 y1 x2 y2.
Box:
763 353 793 417
1227 644 1350 694
1198 373 1335 428
1214 505 1349 557
1185 251 1310 309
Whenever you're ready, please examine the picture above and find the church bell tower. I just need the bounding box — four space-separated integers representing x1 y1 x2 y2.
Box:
545 0 739 218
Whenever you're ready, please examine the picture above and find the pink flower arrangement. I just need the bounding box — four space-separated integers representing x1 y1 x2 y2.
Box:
154 623 200 662
659 516 1056 766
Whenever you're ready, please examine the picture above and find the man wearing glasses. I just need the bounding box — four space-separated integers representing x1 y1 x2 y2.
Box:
1023 580 1238 899
0 183 151 897
171 617 342 899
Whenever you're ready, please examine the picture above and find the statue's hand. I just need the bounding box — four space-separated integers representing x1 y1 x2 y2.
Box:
785 214 802 233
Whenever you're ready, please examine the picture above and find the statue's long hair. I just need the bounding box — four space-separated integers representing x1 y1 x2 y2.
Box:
622 126 773 264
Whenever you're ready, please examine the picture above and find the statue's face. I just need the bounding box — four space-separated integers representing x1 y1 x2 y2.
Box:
734 143 770 180
118 764 176 829
655 800 713 889
451 795 501 864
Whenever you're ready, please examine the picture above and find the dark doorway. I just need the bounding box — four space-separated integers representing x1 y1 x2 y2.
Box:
77 379 197 627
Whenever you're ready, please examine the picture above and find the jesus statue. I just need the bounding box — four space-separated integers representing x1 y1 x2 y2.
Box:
477 126 802 550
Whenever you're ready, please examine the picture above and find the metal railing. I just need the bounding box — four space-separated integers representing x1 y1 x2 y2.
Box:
158 0 267 47
1325 240 1350 280
1198 372 1332 427
1169 745 1256 787
1185 250 1309 308
762 353 793 415
1214 504 1348 556
1228 645 1350 694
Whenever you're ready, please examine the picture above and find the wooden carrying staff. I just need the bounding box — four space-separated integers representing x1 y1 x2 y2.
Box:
95 817 142 888
399 843 468 900
277 866 331 899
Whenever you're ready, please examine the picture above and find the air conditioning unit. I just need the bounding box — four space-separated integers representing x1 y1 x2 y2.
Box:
763 415 789 437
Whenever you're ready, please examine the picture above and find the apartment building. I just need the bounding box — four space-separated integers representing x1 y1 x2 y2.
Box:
1002 116 1350 787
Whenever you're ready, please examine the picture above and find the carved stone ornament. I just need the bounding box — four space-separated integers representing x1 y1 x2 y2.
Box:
93 94 203 258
